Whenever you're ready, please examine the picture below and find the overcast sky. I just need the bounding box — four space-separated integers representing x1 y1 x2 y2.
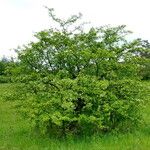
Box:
0 0 150 58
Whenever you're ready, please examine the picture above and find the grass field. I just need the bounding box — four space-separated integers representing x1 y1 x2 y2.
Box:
0 82 150 150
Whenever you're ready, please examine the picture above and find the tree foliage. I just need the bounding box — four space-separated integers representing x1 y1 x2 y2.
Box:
15 8 147 136
0 57 15 83
136 39 150 80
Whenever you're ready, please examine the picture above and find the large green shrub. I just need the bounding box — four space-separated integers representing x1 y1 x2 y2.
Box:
16 8 146 136
18 75 142 135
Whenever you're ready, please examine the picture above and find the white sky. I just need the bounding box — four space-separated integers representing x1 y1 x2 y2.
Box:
0 0 150 58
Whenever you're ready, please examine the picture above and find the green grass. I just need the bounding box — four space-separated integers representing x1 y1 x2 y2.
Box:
0 82 150 150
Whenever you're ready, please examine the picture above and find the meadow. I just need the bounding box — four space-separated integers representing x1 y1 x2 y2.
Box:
0 82 150 150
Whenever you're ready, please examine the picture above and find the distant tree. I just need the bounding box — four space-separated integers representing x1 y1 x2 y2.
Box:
0 57 11 83
128 39 150 80
0 56 8 75
139 40 150 80
0 61 5 75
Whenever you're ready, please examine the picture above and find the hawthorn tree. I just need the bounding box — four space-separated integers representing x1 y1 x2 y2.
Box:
16 8 147 136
